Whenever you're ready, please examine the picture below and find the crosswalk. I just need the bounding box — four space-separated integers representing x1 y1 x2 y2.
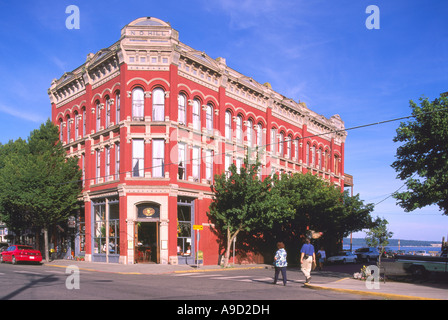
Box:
172 272 305 284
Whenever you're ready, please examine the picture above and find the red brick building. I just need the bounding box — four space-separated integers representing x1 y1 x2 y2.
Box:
48 17 347 265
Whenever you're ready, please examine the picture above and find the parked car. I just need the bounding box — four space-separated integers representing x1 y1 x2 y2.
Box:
0 245 42 264
354 247 379 263
327 251 357 264
394 250 406 257
415 250 430 256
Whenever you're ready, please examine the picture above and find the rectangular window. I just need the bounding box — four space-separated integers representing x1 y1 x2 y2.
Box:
96 150 101 184
177 205 192 256
205 149 213 182
152 139 164 177
93 199 120 256
82 154 85 188
93 202 106 254
109 202 120 255
178 143 186 180
105 146 110 181
115 143 120 180
132 139 144 177
192 146 200 181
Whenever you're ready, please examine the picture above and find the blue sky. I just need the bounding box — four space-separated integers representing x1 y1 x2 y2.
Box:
1 0 447 241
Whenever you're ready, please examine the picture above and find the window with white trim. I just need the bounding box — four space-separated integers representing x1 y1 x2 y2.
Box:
206 104 213 133
192 146 200 182
132 88 144 121
152 139 165 177
132 139 144 177
152 88 165 121
178 143 186 180
192 99 201 130
205 149 213 182
225 111 232 140
178 93 186 125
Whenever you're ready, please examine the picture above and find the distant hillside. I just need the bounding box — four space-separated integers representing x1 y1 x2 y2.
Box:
343 238 441 247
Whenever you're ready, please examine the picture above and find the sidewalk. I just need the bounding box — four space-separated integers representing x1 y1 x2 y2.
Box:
44 260 448 300
43 259 266 275
305 277 448 300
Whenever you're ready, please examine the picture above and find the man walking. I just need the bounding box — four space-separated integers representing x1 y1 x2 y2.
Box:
300 237 316 283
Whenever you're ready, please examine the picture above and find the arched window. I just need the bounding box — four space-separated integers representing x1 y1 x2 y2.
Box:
59 118 64 142
152 88 165 121
236 115 243 143
96 101 102 131
115 91 121 123
247 119 253 147
270 127 277 153
225 111 232 140
206 104 213 133
132 87 144 121
318 148 322 170
278 132 284 156
66 115 71 142
105 96 111 128
311 145 316 167
286 135 292 159
306 142 310 165
82 107 86 137
74 111 80 140
192 99 201 130
334 155 340 175
295 138 300 160
178 93 186 125
256 123 263 147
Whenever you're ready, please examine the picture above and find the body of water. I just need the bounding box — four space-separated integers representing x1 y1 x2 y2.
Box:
342 245 442 255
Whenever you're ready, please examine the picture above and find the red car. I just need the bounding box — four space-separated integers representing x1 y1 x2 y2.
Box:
0 245 42 264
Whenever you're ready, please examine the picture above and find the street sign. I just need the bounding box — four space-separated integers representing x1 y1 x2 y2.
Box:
193 225 203 230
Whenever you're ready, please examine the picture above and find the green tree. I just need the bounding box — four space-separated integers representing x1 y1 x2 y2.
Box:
365 217 393 267
272 173 374 258
207 157 292 267
392 94 448 215
0 120 82 261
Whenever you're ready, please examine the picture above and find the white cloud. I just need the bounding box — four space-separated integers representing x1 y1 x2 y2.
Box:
0 103 46 123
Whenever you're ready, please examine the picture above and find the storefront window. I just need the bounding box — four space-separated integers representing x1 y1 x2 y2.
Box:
93 201 106 254
177 205 191 256
92 198 120 257
109 202 120 255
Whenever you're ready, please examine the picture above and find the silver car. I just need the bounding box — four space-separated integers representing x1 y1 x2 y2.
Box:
327 251 358 264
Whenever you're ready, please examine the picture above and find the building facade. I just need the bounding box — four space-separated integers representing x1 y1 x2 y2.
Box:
48 17 347 265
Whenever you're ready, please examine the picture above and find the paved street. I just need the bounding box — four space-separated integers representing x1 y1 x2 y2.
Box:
0 262 374 301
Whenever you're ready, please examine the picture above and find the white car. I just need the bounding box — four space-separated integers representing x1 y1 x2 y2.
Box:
327 251 358 264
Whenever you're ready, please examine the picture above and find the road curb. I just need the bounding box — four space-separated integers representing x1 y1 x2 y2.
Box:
304 279 441 300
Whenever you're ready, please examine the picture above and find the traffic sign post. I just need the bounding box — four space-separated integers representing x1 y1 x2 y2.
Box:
193 225 203 268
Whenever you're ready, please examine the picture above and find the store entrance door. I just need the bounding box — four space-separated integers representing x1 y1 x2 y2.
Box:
135 222 159 263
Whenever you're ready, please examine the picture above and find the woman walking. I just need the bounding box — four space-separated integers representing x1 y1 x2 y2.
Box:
273 242 287 286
